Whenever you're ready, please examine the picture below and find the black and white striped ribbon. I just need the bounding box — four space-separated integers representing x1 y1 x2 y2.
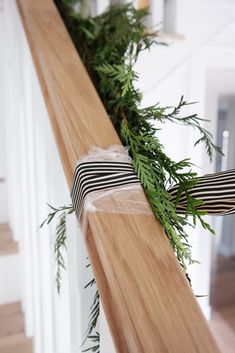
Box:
71 160 140 218
169 169 235 216
71 158 235 219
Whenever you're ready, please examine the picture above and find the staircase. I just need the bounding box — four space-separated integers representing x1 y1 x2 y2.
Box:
0 224 18 256
0 224 33 353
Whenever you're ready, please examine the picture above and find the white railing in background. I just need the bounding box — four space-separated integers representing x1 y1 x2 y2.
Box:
3 0 115 352
0 0 8 224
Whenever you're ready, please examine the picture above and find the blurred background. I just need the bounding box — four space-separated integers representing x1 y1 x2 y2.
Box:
0 0 235 352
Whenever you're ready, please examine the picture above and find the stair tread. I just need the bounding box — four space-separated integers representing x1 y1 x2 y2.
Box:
0 224 9 231
0 337 33 353
0 303 21 318
0 230 32 352
0 333 26 347
0 225 18 256
0 227 11 239
0 310 24 338
0 230 13 241
0 243 18 256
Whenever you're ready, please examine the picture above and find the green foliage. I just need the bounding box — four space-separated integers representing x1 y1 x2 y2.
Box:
53 3 221 269
82 332 100 353
41 207 99 351
45 1 222 351
40 204 74 293
83 270 100 352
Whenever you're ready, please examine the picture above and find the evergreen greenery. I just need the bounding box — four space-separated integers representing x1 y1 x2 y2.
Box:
55 0 221 270
82 332 100 353
84 271 100 353
40 1 222 351
41 205 100 351
40 204 74 293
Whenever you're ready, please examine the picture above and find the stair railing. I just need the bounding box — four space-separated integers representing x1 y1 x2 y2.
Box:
17 0 221 352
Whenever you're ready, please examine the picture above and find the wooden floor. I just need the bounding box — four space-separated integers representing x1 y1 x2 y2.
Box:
0 224 33 353
210 255 235 353
210 306 235 353
211 255 235 308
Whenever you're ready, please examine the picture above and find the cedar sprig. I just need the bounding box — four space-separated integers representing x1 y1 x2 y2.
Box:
84 277 100 342
41 206 100 351
139 95 223 161
82 332 100 353
40 204 74 293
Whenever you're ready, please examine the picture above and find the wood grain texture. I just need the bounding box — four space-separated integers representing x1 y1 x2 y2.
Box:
17 0 221 352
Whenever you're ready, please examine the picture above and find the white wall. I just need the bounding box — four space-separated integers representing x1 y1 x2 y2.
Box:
3 1 100 353
135 0 235 318
217 97 235 256
0 0 8 224
0 255 21 304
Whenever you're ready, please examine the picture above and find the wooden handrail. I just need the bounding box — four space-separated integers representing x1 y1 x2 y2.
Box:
17 1 220 352
138 0 150 9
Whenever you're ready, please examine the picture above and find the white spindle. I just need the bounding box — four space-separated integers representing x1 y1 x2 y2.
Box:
96 0 110 14
151 0 165 28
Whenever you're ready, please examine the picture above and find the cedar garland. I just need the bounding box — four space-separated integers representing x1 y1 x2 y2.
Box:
41 1 222 351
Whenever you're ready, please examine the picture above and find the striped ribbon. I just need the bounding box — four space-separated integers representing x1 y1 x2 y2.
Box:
169 169 235 215
71 158 235 219
71 160 140 218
